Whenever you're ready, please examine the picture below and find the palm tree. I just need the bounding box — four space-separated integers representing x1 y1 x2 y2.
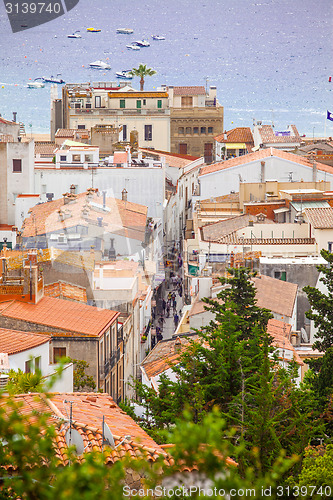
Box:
129 64 156 91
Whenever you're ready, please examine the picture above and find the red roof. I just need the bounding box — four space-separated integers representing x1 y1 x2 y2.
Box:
0 297 118 337
199 147 333 176
172 86 206 96
214 127 254 144
0 327 49 355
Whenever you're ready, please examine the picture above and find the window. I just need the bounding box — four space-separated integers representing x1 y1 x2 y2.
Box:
35 356 41 372
143 99 146 105
178 127 184 135
85 103 91 109
74 102 81 109
200 127 206 134
136 100 141 109
84 154 93 162
120 99 125 109
100 340 104 362
53 347 66 363
274 271 287 281
328 242 333 253
13 159 22 172
78 124 86 129
179 143 188 154
25 360 32 374
193 127 199 134
186 127 191 134
181 96 193 107
144 124 152 141
122 124 127 141
60 155 67 162
72 154 80 162
208 126 213 134
157 99 162 109
95 96 101 108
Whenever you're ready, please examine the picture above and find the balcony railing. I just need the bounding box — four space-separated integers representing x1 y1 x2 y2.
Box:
73 108 168 116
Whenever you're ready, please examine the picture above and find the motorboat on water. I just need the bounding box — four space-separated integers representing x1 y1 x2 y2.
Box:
42 74 65 84
68 31 81 38
115 70 133 80
152 35 165 40
116 28 134 34
27 78 45 88
87 27 101 32
126 44 140 51
89 60 111 70
134 39 150 47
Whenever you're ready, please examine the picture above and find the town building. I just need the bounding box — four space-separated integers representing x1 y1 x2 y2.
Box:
167 85 223 161
214 127 254 161
52 82 170 151
0 328 73 391
252 123 302 151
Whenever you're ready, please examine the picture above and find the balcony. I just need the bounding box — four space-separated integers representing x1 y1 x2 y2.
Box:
72 108 169 116
110 347 121 369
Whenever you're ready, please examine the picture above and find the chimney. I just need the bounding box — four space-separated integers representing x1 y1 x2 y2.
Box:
174 337 182 353
122 188 128 202
125 145 131 164
12 112 17 123
70 184 76 195
23 263 44 304
291 332 298 346
260 161 265 183
208 85 217 100
28 249 38 265
102 190 106 209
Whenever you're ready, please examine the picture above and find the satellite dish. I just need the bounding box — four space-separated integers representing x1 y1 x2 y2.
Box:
65 428 84 455
301 327 308 343
102 421 115 449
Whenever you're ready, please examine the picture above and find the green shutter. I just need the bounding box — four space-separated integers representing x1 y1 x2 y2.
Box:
120 99 125 108
157 100 162 109
136 100 141 109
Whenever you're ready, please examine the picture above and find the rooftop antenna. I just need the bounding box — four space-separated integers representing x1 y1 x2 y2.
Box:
205 76 209 94
102 416 131 451
64 400 84 456
271 109 275 128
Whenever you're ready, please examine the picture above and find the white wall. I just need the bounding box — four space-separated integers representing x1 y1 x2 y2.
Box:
197 156 333 201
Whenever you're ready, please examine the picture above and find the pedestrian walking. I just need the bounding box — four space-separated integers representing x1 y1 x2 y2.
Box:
166 303 170 317
158 316 165 328
174 312 179 328
162 299 166 313
172 298 177 312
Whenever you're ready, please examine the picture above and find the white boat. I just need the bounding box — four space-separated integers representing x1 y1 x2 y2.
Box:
152 35 165 40
27 78 45 88
42 74 65 84
115 70 133 80
126 44 140 51
68 31 81 38
89 60 111 70
134 39 150 47
116 28 134 34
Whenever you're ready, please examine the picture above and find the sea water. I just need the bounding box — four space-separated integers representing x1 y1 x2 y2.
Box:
0 0 332 136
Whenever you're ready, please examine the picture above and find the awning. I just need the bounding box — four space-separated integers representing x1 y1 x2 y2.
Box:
225 143 246 149
273 207 290 214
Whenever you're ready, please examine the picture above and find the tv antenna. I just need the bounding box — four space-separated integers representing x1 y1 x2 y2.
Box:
63 400 84 456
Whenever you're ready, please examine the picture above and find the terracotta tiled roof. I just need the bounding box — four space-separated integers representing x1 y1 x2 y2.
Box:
201 214 273 242
0 296 118 336
35 142 57 156
252 275 297 318
267 318 303 365
44 281 87 303
258 125 301 144
55 129 75 138
214 127 254 145
172 86 206 96
199 147 333 176
0 327 49 355
0 393 167 466
304 207 333 228
142 335 199 379
200 193 240 203
22 190 147 241
139 148 200 168
0 117 15 125
113 151 128 164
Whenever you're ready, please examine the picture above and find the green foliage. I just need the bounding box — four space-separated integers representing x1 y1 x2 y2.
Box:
304 249 333 352
291 444 333 498
6 369 43 395
129 64 156 90
68 358 96 392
